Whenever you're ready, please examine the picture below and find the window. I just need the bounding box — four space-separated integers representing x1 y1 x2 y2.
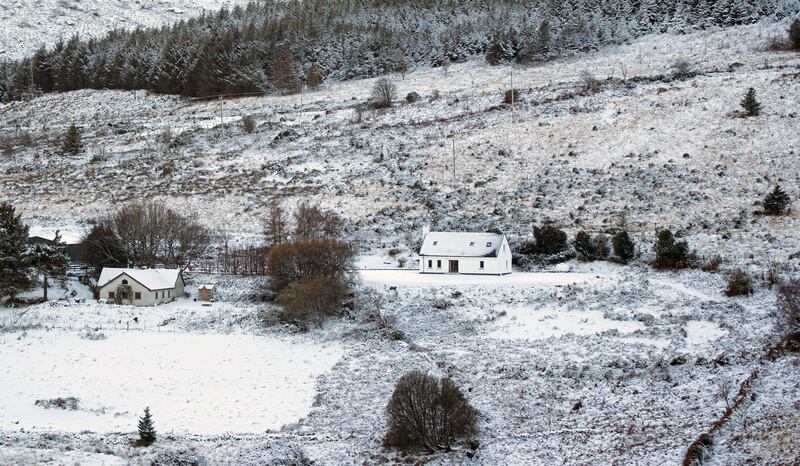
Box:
428 260 432 268
479 261 485 269
134 292 141 300
122 279 128 285
432 241 438 245
108 291 115 299
469 241 475 246
437 260 442 268
486 242 492 247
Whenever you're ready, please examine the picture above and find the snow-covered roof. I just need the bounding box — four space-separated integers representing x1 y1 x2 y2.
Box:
198 284 216 290
419 232 506 257
97 268 181 291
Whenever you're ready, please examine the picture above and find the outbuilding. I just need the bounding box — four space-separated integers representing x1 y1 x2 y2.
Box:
97 268 184 306
418 231 512 275
198 284 216 302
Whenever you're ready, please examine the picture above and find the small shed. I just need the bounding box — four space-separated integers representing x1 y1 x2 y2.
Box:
198 284 216 302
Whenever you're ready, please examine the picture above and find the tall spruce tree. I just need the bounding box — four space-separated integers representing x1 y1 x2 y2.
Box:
0 202 33 301
612 230 636 264
137 407 156 445
763 185 791 215
31 230 69 301
740 88 761 116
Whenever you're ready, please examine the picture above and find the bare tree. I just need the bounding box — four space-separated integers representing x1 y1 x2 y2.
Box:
293 202 343 240
778 280 800 334
264 202 288 246
371 77 397 109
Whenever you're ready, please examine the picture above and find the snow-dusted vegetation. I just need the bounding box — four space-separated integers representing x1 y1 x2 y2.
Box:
0 8 799 466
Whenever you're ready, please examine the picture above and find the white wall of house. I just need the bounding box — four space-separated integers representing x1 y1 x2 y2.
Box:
98 273 183 306
420 237 512 275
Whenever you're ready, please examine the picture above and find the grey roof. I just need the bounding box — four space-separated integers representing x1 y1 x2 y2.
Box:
419 232 505 257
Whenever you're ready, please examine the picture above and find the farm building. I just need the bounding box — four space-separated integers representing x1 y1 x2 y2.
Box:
97 268 184 306
419 232 512 275
198 284 216 301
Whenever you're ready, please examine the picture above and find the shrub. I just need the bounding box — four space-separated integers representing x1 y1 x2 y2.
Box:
385 370 477 452
279 275 347 330
700 255 723 272
35 397 80 410
671 60 694 79
739 88 761 116
725 269 754 297
429 90 441 101
653 229 693 269
777 279 800 334
151 448 208 466
763 185 791 215
405 92 420 103
268 238 354 292
242 115 256 134
533 225 568 256
575 231 610 261
612 230 635 263
371 77 396 109
790 19 800 50
579 70 600 93
306 62 323 90
503 89 521 105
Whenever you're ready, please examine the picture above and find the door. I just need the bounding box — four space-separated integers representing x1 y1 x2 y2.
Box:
449 260 459 273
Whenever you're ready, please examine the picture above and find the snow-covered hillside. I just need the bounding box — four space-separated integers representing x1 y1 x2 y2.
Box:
0 0 249 60
1 21 798 263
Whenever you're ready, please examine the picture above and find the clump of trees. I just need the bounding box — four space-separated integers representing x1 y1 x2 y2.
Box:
79 200 211 273
384 370 477 452
652 229 694 270
739 88 761 116
60 123 83 156
0 202 34 302
762 185 791 215
532 225 568 256
267 203 353 329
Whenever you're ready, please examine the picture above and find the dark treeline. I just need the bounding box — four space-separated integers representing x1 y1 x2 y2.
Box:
0 0 796 101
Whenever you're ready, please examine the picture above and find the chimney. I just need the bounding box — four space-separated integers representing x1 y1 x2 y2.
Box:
422 225 431 237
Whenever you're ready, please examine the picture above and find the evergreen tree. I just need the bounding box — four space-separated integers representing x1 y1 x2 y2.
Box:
137 407 156 445
653 229 693 269
269 53 301 94
790 19 800 50
61 123 83 156
31 230 70 301
763 185 791 215
740 88 761 116
612 230 636 263
538 20 552 56
0 202 33 301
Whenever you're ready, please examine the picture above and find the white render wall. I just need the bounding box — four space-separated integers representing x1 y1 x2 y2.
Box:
418 237 512 275
98 273 182 307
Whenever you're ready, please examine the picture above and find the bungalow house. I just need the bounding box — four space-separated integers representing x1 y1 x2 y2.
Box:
419 231 512 275
97 268 184 306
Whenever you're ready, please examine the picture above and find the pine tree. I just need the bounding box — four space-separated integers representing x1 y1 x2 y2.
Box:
0 202 33 301
612 230 635 263
137 407 156 445
61 123 83 156
31 230 69 301
739 88 761 116
763 185 791 215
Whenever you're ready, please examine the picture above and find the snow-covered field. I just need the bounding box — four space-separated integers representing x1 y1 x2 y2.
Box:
0 330 342 435
0 0 250 60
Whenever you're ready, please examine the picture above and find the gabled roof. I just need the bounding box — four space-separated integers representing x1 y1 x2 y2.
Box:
419 232 506 257
98 268 181 291
198 284 216 290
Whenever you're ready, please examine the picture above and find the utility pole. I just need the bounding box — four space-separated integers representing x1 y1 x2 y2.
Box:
219 95 225 137
510 68 515 124
452 138 456 184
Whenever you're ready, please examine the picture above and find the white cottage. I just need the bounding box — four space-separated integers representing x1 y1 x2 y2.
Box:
97 268 184 306
419 232 512 275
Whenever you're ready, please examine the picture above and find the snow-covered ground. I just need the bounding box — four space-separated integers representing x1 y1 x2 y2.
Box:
0 0 250 60
361 269 612 287
0 330 342 435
